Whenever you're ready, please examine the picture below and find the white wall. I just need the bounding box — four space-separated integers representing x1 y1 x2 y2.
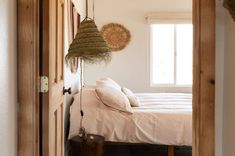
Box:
0 0 17 156
84 0 192 92
215 1 225 156
216 1 235 155
223 10 235 156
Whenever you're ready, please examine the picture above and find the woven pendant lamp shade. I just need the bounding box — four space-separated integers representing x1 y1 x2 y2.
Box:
66 19 112 65
66 0 112 139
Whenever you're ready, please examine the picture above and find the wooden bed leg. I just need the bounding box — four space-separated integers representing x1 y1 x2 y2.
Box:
168 145 174 156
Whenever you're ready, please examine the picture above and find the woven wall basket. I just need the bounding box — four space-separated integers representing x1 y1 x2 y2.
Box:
101 23 131 51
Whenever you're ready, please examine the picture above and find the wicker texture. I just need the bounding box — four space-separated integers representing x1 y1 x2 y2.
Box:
101 23 131 51
66 19 111 65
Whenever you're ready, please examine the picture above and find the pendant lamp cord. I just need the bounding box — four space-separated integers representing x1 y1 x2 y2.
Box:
93 0 95 20
85 0 95 20
79 59 85 137
85 0 88 18
79 0 95 137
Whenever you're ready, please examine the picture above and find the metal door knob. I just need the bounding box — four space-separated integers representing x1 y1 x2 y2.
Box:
63 87 71 95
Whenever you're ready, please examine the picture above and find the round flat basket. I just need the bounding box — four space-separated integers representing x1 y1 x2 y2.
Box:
101 23 131 51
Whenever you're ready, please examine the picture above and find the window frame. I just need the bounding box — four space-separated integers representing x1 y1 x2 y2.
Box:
149 19 193 91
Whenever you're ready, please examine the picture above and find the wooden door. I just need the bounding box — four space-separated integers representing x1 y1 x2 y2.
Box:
41 0 65 156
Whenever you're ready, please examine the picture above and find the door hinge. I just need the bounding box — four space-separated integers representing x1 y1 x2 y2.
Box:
39 76 48 93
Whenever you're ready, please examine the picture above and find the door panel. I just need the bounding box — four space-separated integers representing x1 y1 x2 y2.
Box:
57 0 64 82
42 0 65 156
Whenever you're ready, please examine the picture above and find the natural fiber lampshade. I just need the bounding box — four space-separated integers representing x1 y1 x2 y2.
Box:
65 18 111 65
65 0 112 139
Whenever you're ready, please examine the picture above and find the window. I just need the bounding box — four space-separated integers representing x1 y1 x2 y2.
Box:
150 23 193 87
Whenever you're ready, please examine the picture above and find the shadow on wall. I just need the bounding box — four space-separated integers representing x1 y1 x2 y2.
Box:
0 0 17 156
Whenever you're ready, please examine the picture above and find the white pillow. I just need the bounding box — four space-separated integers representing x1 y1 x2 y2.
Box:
95 86 133 114
122 88 140 107
96 77 121 91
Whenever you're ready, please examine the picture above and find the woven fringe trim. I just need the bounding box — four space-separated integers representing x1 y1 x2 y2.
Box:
65 52 111 65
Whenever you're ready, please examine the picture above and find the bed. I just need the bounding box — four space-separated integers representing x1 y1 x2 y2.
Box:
66 78 192 156
69 90 192 144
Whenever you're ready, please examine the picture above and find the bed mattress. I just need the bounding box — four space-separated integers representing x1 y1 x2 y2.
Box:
69 89 192 146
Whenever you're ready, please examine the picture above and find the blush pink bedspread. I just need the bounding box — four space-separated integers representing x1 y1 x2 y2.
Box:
69 88 192 146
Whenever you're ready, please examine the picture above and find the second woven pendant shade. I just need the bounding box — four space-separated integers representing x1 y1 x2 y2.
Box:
66 19 111 65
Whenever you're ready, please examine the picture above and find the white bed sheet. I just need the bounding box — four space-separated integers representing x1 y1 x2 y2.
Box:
69 89 192 146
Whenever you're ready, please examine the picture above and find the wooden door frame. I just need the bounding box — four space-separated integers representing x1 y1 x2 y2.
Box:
18 0 40 156
17 0 215 156
193 0 215 156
